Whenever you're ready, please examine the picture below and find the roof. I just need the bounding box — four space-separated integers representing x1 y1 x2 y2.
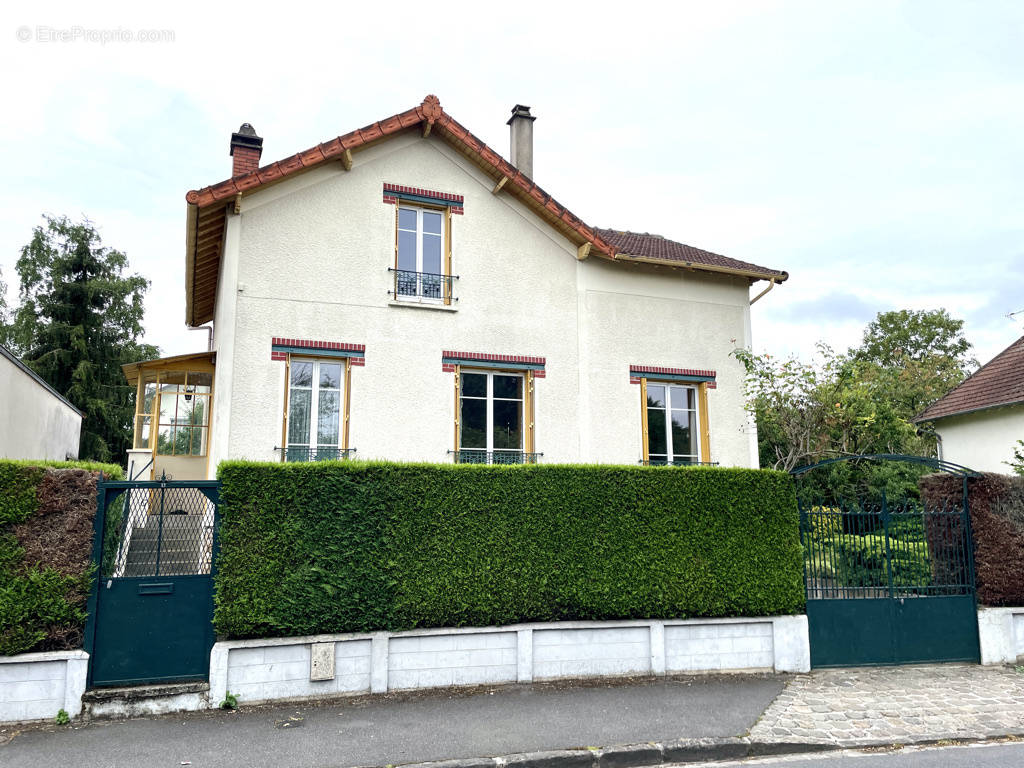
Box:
594 229 785 280
914 334 1024 422
184 95 788 326
122 350 216 386
0 342 83 417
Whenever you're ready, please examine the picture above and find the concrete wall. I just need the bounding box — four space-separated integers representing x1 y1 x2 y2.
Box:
209 616 810 708
0 350 81 461
207 132 760 473
935 405 1024 474
0 650 88 723
977 607 1024 665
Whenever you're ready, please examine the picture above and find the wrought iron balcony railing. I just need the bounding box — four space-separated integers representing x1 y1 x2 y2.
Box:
641 458 720 467
388 268 458 302
449 450 543 465
278 446 357 462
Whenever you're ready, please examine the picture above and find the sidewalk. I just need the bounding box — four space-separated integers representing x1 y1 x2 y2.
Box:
2 665 1023 768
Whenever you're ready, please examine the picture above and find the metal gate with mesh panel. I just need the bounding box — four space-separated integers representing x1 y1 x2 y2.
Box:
84 476 220 687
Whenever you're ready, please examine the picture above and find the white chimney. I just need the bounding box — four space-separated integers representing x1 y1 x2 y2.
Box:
507 104 536 179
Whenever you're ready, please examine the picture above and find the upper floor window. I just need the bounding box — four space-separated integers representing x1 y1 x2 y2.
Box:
645 383 700 466
395 206 447 302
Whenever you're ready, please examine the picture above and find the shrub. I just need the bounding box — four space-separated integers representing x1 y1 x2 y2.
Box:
920 472 1024 606
215 461 804 639
0 460 122 656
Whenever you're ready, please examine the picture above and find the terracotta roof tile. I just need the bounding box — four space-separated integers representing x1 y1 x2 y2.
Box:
915 334 1024 421
595 228 785 279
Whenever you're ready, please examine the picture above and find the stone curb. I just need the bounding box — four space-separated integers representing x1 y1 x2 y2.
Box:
387 733 1024 768
390 737 835 768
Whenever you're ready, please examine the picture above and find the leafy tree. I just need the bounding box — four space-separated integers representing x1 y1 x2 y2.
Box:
0 266 9 343
735 308 977 500
7 216 158 462
851 309 976 418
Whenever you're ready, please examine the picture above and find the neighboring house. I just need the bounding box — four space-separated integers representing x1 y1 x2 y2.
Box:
914 334 1024 473
124 95 788 481
0 342 82 461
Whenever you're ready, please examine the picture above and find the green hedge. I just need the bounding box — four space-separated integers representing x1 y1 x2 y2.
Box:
0 459 123 656
215 462 804 639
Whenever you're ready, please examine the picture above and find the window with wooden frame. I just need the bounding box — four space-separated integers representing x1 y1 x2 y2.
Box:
132 369 213 457
638 376 712 466
449 366 539 464
393 204 454 304
281 356 353 462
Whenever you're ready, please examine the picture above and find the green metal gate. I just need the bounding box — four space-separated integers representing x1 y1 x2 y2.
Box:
84 476 220 687
794 455 981 668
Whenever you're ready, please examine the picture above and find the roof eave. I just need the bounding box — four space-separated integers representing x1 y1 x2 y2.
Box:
913 398 1024 424
612 253 789 283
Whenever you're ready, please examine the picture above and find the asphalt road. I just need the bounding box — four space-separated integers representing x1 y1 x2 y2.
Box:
701 741 1024 767
0 674 784 768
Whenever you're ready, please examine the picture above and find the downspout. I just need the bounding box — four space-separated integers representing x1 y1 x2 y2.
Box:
749 277 778 305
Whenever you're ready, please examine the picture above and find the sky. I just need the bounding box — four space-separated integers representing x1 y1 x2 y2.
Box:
1 0 1022 367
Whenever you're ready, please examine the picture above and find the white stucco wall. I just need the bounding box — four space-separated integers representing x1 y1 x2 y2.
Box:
0 349 82 461
207 131 762 471
935 405 1024 474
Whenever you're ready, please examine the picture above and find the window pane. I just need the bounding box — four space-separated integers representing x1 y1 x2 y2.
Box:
461 372 486 398
288 389 312 445
493 399 522 450
134 415 151 449
397 230 417 272
398 208 417 230
158 390 179 423
647 408 667 456
317 389 341 446
156 424 176 456
647 384 666 408
141 382 157 415
319 363 342 390
187 371 213 392
671 411 696 457
460 398 486 448
422 210 443 235
670 386 694 410
493 375 522 400
290 361 313 387
422 233 442 274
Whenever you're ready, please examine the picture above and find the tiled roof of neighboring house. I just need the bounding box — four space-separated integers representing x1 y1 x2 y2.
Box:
184 95 788 326
594 229 784 279
914 334 1024 422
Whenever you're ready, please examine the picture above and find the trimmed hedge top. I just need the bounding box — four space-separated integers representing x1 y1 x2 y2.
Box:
215 461 804 639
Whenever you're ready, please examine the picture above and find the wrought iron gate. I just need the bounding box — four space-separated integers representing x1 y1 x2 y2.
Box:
793 455 981 668
84 476 220 687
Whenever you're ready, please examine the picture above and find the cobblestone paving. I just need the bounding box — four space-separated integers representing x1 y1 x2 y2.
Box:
750 664 1024 746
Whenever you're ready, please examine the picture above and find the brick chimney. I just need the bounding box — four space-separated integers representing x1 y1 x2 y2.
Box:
506 105 535 179
229 123 263 177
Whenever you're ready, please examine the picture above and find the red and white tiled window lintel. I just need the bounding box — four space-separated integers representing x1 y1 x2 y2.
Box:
270 337 366 365
383 183 465 214
442 351 546 378
629 365 717 389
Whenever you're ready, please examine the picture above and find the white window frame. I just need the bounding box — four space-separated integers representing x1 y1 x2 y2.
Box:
460 369 525 458
286 357 345 456
396 205 446 302
646 382 701 465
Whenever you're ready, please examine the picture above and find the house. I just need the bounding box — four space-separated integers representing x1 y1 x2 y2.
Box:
123 96 788 480
914 333 1024 474
1 342 82 461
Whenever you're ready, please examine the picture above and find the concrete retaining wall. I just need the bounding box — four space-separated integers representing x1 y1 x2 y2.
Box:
210 616 810 707
0 650 88 723
977 606 1024 665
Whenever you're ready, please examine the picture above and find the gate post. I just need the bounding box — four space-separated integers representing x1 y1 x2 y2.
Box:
83 475 109 688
